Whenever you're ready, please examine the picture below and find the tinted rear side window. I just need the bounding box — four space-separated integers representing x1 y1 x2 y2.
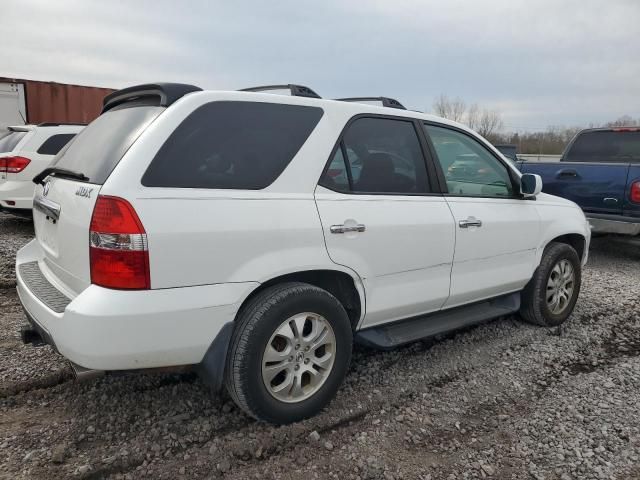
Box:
36 133 76 155
565 131 640 163
0 131 26 152
142 101 323 189
51 106 164 184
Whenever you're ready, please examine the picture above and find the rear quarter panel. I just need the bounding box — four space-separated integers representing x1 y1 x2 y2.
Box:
99 92 365 292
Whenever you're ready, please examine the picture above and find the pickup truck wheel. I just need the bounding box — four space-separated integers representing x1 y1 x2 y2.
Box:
224 282 352 424
520 242 582 327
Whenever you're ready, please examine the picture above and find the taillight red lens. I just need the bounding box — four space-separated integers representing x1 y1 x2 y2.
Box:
0 156 30 173
89 195 150 289
630 181 640 204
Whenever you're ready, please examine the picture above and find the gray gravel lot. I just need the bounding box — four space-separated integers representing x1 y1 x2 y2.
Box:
0 211 639 479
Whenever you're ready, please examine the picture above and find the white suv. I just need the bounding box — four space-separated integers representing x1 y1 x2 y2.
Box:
0 123 83 215
16 83 591 423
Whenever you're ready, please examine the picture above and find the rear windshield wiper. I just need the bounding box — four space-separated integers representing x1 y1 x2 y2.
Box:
33 167 89 186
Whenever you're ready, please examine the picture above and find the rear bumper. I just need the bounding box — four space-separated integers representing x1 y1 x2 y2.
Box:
587 214 640 236
16 239 257 371
0 179 34 210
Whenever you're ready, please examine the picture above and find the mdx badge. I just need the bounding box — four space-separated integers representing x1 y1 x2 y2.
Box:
76 186 93 198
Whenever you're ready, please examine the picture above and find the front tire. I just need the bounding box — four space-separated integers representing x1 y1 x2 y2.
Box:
224 282 353 424
520 242 582 327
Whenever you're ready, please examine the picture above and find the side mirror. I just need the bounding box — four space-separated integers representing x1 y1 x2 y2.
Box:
520 173 542 197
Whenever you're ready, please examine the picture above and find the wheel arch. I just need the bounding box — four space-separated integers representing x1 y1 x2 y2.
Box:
543 233 587 261
236 269 365 331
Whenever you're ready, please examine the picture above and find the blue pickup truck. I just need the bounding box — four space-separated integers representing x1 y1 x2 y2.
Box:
518 127 640 237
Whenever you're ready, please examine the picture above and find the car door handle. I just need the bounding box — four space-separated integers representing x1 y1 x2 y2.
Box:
330 224 366 234
458 218 482 228
557 168 578 178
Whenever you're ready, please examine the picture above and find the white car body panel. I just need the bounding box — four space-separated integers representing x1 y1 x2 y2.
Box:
315 187 455 327
442 196 541 308
0 125 82 210
15 88 591 371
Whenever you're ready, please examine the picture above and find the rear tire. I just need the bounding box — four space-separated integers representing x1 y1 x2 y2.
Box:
520 242 582 327
224 282 352 424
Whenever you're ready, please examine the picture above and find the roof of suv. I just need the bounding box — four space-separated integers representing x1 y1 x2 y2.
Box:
100 82 462 130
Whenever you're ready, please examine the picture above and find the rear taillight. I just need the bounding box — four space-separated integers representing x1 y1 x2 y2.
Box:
631 181 640 204
89 195 150 290
0 156 30 173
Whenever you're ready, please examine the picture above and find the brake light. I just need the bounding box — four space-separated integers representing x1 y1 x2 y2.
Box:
0 156 30 173
631 181 640 204
89 195 150 289
612 128 639 132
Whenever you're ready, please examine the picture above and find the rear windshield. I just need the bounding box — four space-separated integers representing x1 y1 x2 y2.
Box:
0 131 27 153
51 106 164 184
565 131 640 163
142 101 323 189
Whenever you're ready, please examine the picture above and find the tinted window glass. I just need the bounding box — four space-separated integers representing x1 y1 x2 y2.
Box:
425 125 513 197
322 148 350 191
142 102 324 189
565 131 640 163
321 117 429 194
0 131 26 153
51 106 164 184
36 133 76 155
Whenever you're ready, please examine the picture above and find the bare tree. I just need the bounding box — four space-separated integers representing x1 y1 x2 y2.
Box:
605 115 638 127
432 94 466 122
466 103 480 130
476 109 504 139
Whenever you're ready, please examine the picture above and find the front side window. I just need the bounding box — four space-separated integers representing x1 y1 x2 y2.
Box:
425 125 514 197
320 117 429 194
143 102 323 189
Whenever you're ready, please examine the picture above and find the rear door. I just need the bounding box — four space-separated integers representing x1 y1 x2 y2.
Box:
32 105 164 295
519 162 628 216
315 116 455 328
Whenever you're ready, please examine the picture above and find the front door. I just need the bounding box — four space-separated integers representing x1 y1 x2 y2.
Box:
315 116 455 328
423 124 540 308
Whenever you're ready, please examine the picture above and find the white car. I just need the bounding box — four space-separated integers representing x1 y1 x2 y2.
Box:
16 83 591 423
0 123 83 215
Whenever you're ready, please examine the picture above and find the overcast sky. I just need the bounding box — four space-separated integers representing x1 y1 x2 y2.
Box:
3 0 638 131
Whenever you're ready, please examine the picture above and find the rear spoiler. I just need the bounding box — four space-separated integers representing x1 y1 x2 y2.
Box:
102 83 202 113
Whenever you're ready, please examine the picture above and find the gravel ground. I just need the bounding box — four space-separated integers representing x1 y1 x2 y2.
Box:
1 211 639 480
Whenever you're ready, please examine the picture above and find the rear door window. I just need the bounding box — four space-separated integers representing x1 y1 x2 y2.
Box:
142 101 323 189
319 117 430 194
565 131 640 163
36 133 77 155
51 106 164 184
0 131 27 153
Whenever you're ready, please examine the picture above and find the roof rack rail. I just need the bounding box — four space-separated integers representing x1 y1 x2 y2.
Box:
37 122 87 127
102 83 202 113
336 97 406 110
240 84 321 99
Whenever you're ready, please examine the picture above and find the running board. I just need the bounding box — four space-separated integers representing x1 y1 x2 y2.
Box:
355 292 521 349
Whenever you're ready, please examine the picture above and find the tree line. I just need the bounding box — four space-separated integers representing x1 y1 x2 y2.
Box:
431 95 639 155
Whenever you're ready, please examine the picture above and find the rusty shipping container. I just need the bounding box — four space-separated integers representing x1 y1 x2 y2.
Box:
0 77 114 127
